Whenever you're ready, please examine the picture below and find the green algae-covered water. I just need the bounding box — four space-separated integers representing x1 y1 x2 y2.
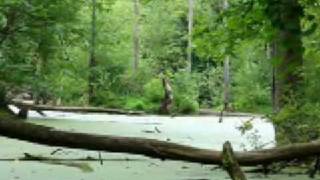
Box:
0 109 316 179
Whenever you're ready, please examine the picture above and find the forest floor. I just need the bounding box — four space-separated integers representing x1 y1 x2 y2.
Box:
0 110 315 179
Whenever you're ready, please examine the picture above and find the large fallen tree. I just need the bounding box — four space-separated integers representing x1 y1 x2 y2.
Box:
1 109 320 166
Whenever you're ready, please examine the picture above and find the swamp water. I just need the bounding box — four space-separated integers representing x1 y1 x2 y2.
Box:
0 109 315 179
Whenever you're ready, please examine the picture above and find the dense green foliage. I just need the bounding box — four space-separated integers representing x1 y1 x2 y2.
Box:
1 0 320 142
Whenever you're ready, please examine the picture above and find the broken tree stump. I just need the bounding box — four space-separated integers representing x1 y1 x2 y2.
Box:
222 141 247 180
159 77 173 114
309 156 320 178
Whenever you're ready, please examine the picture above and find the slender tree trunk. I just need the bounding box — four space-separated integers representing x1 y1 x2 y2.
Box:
222 0 231 111
223 56 231 111
187 0 194 73
133 0 140 71
266 0 304 109
88 0 97 104
266 42 279 113
0 86 6 108
35 29 50 105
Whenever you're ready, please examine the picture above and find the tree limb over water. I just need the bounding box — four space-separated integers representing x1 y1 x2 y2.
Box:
12 102 145 116
1 109 320 167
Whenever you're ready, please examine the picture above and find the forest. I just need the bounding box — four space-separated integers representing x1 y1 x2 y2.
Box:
1 0 320 179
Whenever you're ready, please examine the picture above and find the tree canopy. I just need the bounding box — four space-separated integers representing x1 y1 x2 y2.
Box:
1 0 320 143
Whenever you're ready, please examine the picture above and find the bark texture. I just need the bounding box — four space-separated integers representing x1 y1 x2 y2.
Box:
266 42 279 113
266 0 304 109
222 141 247 180
159 78 173 114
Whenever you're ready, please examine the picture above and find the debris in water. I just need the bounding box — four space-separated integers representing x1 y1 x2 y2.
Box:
142 130 156 134
155 126 162 133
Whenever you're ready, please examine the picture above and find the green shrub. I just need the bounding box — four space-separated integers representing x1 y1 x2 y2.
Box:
124 97 146 111
231 41 272 114
94 91 125 108
233 84 271 113
118 66 153 96
172 72 199 114
123 96 161 113
273 103 320 144
198 67 223 108
174 95 199 114
143 78 164 103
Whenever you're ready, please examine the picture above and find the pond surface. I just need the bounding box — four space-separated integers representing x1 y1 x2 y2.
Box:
0 108 316 179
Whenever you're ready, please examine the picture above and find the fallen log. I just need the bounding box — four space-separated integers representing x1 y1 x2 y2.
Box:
11 102 145 115
2 113 320 166
222 141 247 180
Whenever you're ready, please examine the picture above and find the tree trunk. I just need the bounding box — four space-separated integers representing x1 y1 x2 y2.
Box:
222 0 232 111
187 0 194 73
266 42 279 113
17 108 28 119
266 0 304 109
88 0 97 105
2 109 320 166
133 0 140 71
223 56 232 111
222 141 247 180
0 85 6 108
159 78 173 114
34 30 50 105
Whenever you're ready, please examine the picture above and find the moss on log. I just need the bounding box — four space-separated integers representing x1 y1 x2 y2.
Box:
222 141 247 180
